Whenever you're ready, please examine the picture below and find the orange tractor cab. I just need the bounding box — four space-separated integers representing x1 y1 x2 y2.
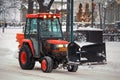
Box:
16 13 78 72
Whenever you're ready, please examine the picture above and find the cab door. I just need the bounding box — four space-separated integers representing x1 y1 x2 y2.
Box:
25 18 40 58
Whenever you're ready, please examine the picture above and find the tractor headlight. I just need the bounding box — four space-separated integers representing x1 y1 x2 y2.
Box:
57 44 64 48
53 44 68 52
56 44 68 48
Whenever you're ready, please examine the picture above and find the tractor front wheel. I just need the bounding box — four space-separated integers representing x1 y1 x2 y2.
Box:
19 45 35 70
41 56 53 73
67 64 78 72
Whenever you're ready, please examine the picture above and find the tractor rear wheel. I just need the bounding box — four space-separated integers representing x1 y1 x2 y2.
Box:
19 45 35 70
41 56 53 73
67 64 78 72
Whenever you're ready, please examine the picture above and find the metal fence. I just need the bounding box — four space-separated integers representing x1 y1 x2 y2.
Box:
103 34 120 42
66 33 120 42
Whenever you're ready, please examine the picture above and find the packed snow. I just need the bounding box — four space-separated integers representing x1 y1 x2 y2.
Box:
0 28 120 73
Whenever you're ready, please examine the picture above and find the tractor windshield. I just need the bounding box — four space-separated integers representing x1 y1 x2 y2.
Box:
39 19 62 39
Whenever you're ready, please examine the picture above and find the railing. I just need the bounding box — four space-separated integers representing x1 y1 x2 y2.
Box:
63 33 120 42
103 34 120 42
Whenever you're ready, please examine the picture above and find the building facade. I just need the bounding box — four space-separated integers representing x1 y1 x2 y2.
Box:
20 0 120 24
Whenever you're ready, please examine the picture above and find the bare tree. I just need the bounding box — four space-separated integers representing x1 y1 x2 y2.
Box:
28 0 33 13
0 0 3 6
27 0 54 13
37 0 54 12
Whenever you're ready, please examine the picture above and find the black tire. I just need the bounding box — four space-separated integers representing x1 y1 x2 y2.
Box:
41 56 53 73
67 64 78 72
19 45 35 70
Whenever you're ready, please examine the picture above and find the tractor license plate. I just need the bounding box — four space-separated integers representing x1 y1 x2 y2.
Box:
59 48 67 52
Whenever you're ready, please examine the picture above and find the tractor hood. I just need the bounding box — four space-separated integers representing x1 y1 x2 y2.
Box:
47 40 69 45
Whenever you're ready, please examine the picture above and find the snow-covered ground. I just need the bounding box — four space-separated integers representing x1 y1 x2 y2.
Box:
0 28 22 59
75 41 120 73
0 28 120 71
0 28 120 80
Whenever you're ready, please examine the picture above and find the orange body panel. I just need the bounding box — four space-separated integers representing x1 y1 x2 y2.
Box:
16 33 24 49
16 33 34 55
47 40 69 44
26 13 61 19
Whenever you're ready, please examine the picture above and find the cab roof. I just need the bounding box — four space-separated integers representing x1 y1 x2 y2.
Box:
26 13 61 19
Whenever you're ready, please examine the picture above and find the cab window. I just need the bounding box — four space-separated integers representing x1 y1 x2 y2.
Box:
25 19 30 34
30 19 37 34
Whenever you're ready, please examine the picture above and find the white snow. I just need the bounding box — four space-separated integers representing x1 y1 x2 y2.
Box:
0 28 22 59
74 27 103 31
78 42 120 73
0 28 120 73
74 41 95 47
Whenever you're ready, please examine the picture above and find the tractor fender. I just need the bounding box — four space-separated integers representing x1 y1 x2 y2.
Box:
22 39 34 56
16 33 24 49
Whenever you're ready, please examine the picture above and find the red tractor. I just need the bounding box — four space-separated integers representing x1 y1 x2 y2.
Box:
16 13 78 73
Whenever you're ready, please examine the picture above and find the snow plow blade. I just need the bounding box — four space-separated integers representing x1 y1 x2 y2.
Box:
67 41 106 64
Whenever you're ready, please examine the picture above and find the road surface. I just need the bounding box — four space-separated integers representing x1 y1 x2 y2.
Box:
0 28 120 80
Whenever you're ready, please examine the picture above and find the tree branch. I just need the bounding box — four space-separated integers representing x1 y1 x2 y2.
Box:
37 0 54 13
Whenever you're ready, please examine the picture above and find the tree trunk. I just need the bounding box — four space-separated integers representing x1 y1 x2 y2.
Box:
37 0 54 13
28 0 33 14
